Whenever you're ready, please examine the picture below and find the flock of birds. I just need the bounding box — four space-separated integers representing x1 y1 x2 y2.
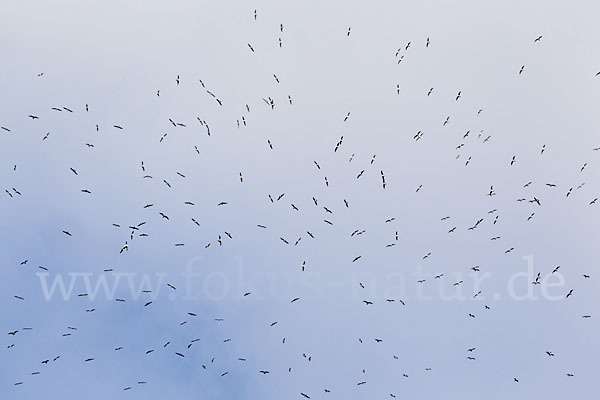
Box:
2 6 598 399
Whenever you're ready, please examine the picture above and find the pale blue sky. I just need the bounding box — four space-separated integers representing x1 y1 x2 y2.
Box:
1 0 599 399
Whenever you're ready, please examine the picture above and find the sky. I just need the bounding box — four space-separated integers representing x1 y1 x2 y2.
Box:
1 0 599 399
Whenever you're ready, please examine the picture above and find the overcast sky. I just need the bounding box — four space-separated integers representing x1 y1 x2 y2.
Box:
1 1 599 399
